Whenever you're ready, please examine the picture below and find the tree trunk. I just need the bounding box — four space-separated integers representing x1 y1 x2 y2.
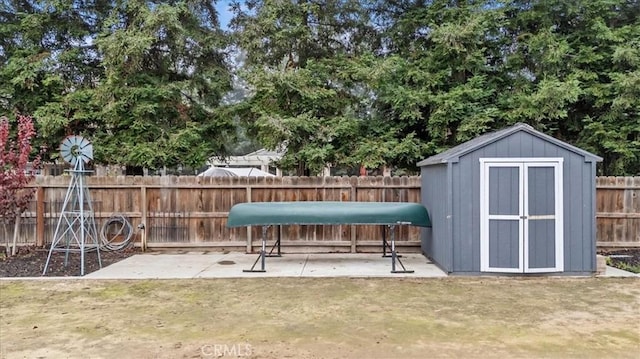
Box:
11 215 21 256
2 222 8 257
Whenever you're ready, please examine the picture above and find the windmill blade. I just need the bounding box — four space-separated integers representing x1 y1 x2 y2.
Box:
79 144 93 163
59 135 94 166
60 137 77 165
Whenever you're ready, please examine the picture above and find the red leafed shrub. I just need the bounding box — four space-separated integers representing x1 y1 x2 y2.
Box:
1 115 41 253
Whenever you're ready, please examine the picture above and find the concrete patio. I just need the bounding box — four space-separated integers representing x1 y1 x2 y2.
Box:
79 252 638 279
84 252 448 279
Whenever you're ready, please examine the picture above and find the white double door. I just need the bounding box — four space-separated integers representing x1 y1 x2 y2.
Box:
480 158 564 273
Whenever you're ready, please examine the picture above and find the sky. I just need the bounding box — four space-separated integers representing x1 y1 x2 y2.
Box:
215 1 234 29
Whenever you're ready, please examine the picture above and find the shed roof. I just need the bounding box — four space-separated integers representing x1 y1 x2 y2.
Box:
417 123 602 166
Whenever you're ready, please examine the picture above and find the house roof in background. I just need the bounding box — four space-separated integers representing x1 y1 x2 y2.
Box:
208 149 283 167
198 166 275 177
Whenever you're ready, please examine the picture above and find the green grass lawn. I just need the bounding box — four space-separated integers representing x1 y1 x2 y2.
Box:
1 277 638 358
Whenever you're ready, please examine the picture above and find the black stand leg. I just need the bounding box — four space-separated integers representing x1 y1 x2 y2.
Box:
266 225 282 257
382 226 387 257
391 228 396 272
244 226 268 272
389 225 414 274
277 225 281 255
382 225 401 258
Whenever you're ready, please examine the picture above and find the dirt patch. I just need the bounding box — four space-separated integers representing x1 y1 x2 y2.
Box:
1 278 638 358
0 246 140 277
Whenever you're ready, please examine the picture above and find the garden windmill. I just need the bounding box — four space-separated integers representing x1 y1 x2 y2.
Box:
43 136 101 276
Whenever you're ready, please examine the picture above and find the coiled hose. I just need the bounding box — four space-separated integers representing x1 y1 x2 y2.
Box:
100 214 134 251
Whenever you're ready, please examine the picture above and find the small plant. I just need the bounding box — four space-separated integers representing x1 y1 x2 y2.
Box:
608 259 640 274
603 250 640 274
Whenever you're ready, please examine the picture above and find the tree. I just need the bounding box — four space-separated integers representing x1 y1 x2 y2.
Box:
0 114 40 256
369 0 639 175
370 0 506 163
2 0 638 175
0 0 104 159
2 1 234 171
92 0 234 169
500 0 640 175
230 0 381 175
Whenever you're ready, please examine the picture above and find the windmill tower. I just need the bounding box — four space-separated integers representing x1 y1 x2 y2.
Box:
43 136 101 276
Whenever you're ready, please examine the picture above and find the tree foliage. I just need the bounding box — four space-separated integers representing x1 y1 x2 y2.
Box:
229 0 380 174
1 0 233 169
1 0 638 175
229 0 639 175
0 114 40 255
0 114 40 221
499 0 640 175
93 0 233 168
370 0 506 163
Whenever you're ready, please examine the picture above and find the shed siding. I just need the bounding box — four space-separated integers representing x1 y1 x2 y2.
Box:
565 151 582 271
421 165 451 272
452 150 480 272
450 131 595 273
452 156 478 271
563 156 597 272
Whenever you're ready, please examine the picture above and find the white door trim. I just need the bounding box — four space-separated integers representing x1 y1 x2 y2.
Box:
480 158 564 273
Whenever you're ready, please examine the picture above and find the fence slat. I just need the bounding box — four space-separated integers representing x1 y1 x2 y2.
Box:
596 176 640 247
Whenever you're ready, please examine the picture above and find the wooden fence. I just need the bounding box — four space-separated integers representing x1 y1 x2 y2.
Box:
4 175 639 252
596 176 640 248
8 176 423 253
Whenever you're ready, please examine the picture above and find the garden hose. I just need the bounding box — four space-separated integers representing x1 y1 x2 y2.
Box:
100 214 134 251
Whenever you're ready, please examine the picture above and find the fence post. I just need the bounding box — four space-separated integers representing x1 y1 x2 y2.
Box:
246 186 252 253
350 177 357 253
36 186 45 247
141 185 147 251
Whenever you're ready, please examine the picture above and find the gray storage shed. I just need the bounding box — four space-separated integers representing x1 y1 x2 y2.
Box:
418 123 602 275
